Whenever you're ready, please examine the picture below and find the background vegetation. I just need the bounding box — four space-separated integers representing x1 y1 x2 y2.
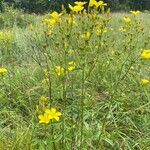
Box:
0 0 150 13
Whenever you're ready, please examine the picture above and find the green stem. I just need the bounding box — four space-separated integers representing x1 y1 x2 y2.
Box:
44 125 47 150
80 66 85 150
51 124 56 150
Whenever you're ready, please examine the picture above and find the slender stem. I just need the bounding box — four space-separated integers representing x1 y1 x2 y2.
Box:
51 124 56 150
96 102 111 149
80 66 85 150
44 125 47 150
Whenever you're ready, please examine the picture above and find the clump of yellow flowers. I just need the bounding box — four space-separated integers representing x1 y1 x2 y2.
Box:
38 107 62 124
55 61 76 76
130 10 141 16
36 96 62 124
42 11 62 29
68 0 107 13
89 0 107 9
69 1 86 13
0 67 7 73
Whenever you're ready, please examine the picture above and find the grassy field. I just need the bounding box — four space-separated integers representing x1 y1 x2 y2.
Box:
0 3 150 150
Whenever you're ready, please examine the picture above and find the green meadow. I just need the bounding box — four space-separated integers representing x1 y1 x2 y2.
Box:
0 3 150 150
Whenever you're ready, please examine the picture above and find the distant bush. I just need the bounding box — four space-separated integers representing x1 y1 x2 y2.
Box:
0 0 150 14
0 4 37 29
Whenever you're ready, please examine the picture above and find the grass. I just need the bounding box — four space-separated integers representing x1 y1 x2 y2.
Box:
0 5 150 150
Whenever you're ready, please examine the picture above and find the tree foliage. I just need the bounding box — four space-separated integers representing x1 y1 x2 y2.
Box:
0 0 150 13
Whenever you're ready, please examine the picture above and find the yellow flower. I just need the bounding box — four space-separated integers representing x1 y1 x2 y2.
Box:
45 108 62 121
130 10 140 16
81 32 91 40
141 49 150 58
74 1 87 6
69 4 84 13
49 11 62 21
43 19 56 28
68 61 76 71
89 0 107 8
141 79 149 85
95 1 107 8
0 68 7 73
89 0 97 7
55 66 64 76
38 113 50 124
123 16 131 23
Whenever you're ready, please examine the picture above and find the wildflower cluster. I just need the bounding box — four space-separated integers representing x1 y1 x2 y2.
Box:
130 10 141 16
55 61 76 76
36 96 62 124
120 10 141 33
12 1 148 149
89 0 107 9
42 11 62 29
140 49 150 85
69 1 86 13
38 107 62 124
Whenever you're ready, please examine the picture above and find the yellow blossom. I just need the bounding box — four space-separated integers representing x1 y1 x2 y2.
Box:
89 0 97 7
68 61 76 71
74 1 87 6
130 10 140 16
45 108 62 121
123 16 131 23
49 11 62 21
55 66 64 76
0 68 7 73
43 19 56 28
141 79 149 85
95 1 107 8
81 32 91 40
89 0 107 8
141 49 150 58
69 4 84 13
38 113 50 124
